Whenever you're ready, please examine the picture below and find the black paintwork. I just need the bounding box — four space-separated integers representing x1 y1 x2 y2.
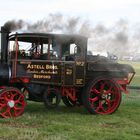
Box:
0 27 135 101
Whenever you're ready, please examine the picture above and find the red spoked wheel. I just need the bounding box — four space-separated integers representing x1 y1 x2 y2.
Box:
82 77 121 115
0 86 7 90
0 87 26 118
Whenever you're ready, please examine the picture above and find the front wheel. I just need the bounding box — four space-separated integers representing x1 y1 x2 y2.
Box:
43 88 61 109
0 87 26 118
82 76 121 115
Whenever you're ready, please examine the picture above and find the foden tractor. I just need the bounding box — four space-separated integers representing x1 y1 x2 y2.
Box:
0 26 135 118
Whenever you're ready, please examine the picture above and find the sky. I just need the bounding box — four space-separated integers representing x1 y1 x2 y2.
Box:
0 0 140 27
1 0 140 55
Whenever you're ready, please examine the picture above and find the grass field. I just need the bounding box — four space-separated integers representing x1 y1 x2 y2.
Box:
0 61 140 140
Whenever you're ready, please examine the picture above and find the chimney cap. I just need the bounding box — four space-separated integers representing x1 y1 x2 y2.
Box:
0 26 11 33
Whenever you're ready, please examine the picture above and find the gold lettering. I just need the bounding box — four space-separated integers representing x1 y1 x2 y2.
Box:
40 70 58 75
33 74 51 79
27 69 38 73
27 64 32 69
76 79 83 84
46 65 58 70
27 64 45 69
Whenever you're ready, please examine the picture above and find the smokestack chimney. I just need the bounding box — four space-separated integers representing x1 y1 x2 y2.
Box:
0 26 10 64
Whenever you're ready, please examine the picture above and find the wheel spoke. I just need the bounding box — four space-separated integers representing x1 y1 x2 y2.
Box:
100 82 106 92
4 94 10 102
14 95 24 105
89 96 98 103
0 102 6 108
14 106 22 110
13 106 23 117
2 107 12 118
91 87 100 94
95 101 108 113
0 96 5 100
104 85 116 95
105 99 111 109
10 92 19 100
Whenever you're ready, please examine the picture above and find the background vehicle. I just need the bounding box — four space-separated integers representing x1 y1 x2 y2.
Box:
0 26 135 118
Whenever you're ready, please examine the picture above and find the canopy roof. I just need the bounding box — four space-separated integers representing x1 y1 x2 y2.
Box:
9 33 87 44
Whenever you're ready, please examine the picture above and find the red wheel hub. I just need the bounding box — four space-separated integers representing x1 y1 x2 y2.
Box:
89 79 121 115
0 87 26 118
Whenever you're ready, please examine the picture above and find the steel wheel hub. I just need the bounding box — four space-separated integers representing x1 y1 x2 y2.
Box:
101 94 106 99
7 100 15 108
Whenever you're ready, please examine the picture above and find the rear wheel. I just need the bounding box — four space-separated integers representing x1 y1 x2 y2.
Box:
0 87 26 118
82 76 121 115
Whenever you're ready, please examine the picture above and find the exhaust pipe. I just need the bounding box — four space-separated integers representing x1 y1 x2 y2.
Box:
0 27 11 83
0 26 10 64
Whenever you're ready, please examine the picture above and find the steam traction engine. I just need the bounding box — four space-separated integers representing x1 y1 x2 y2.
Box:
0 26 135 118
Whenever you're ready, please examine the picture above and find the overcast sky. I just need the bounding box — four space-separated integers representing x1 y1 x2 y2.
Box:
1 0 140 55
0 0 140 27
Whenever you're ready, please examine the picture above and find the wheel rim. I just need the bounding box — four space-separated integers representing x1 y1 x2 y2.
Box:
0 86 7 91
88 79 121 115
62 96 76 107
0 88 26 118
47 92 58 106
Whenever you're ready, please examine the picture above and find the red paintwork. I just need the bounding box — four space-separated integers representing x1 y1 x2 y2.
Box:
13 37 19 78
0 88 26 118
0 86 7 90
89 79 121 115
117 79 128 94
10 77 30 84
61 87 77 102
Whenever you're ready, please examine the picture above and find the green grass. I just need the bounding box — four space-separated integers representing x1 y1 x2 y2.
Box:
0 61 140 140
0 99 140 140
0 98 140 140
